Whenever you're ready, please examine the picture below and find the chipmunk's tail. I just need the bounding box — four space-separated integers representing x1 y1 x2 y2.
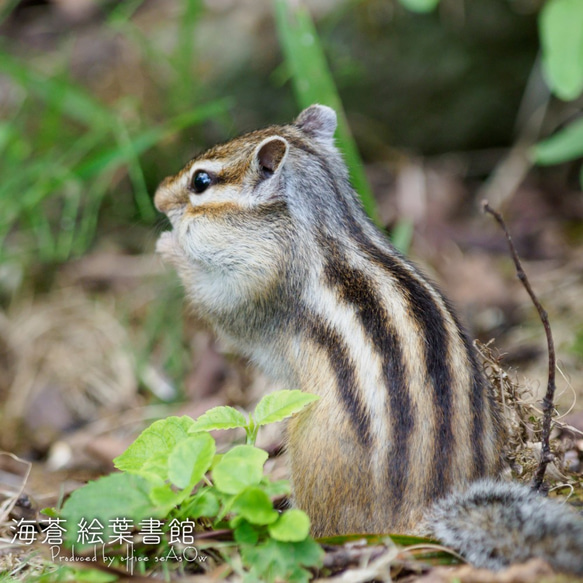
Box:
426 479 583 574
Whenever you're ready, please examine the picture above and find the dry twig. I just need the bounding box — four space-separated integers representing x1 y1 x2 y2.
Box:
482 201 556 493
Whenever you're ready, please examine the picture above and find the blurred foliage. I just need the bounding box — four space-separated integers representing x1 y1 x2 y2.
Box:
539 0 583 101
324 0 538 155
0 4 581 575
533 0 583 188
533 117 583 165
0 0 553 272
0 0 230 265
275 0 378 222
573 328 583 360
0 0 233 398
398 0 440 13
62 403 323 582
0 0 579 396
396 0 583 187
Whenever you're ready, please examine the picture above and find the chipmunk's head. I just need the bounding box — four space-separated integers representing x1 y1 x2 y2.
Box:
154 105 343 315
154 104 338 219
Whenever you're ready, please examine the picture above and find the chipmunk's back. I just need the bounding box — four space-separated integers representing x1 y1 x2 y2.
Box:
154 104 505 537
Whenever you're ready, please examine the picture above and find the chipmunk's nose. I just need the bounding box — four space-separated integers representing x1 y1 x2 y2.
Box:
154 176 184 214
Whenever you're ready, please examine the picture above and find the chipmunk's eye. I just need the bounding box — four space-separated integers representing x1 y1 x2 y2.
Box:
191 170 213 194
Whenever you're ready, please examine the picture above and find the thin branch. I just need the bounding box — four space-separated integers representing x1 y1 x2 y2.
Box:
482 201 556 493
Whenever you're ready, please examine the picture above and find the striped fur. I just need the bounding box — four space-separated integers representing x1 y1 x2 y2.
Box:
154 105 504 537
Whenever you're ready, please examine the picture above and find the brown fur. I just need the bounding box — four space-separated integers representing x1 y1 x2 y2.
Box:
154 105 504 538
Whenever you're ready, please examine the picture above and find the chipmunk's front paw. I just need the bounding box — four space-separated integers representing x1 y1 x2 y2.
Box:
155 230 186 267
156 230 176 254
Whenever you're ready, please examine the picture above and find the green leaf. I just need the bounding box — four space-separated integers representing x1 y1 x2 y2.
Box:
398 0 440 13
531 117 583 165
168 433 215 489
139 453 169 484
241 537 323 583
274 0 379 223
254 390 319 426
241 538 290 582
211 454 224 469
61 473 159 546
540 0 583 100
232 487 279 525
234 519 259 545
268 509 311 542
290 537 324 567
149 483 182 509
189 406 248 433
212 445 268 495
261 479 292 498
114 416 195 479
215 492 237 523
181 489 220 519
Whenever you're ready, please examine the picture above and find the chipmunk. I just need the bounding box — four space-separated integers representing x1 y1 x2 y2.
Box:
154 105 583 574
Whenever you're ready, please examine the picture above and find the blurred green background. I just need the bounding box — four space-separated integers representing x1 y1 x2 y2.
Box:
1 0 582 453
0 0 546 268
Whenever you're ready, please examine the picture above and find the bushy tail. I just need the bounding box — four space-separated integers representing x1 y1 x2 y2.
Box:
426 479 583 574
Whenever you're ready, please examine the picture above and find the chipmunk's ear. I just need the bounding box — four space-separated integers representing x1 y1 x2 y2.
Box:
295 104 337 145
255 136 289 177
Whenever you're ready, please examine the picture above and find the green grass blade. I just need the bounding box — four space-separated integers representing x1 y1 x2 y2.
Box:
115 121 156 221
0 49 113 128
0 100 229 261
55 190 82 261
390 219 414 254
29 210 57 262
0 160 68 228
274 0 379 223
74 100 230 182
175 0 203 85
73 174 112 256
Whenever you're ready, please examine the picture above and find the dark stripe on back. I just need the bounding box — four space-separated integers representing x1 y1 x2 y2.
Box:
295 144 456 495
289 133 493 494
302 309 373 448
319 236 413 512
355 240 455 497
448 307 491 477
